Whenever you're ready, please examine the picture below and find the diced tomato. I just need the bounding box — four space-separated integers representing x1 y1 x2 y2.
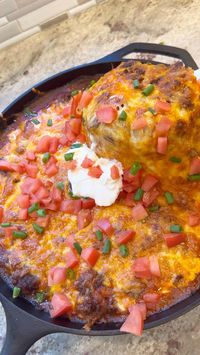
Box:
17 195 30 209
128 302 147 321
50 293 72 318
157 136 168 154
97 218 114 235
156 117 172 136
51 187 62 202
111 165 120 180
123 168 143 191
36 216 50 228
0 207 4 223
120 304 143 336
59 135 69 147
49 137 59 154
155 100 171 113
96 105 118 124
141 175 159 192
66 249 79 268
149 255 161 277
132 117 147 130
189 157 200 175
13 161 26 174
188 213 200 227
46 164 58 177
77 209 93 230
69 118 82 135
25 164 38 178
132 256 152 279
46 156 57 166
26 151 36 161
36 135 51 153
65 160 77 170
45 201 60 211
21 178 43 195
142 188 160 207
62 104 71 118
163 233 186 248
60 199 82 214
88 166 103 178
71 92 82 117
117 230 135 245
81 247 100 267
81 198 95 209
77 91 93 112
0 160 15 172
48 267 67 286
132 203 148 221
76 133 86 143
66 235 75 249
143 293 160 310
124 192 135 207
18 208 28 220
5 227 17 238
123 183 136 193
81 157 94 168
64 122 77 142
35 186 49 200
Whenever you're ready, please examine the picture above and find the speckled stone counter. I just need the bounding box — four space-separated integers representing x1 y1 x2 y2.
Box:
0 0 200 354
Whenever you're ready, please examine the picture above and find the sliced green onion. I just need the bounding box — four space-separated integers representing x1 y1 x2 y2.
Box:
102 239 111 254
56 182 65 191
148 107 156 115
133 79 139 88
64 152 74 161
119 244 129 257
12 287 21 299
37 209 46 217
164 191 174 204
169 156 182 163
35 292 45 303
33 223 44 234
28 203 40 214
148 204 160 212
71 90 79 97
1 222 11 228
13 230 27 239
130 161 142 176
119 110 127 121
68 191 80 199
70 143 83 149
66 268 76 280
32 119 40 125
42 152 51 163
134 188 144 201
95 230 103 241
73 242 82 255
24 108 37 118
89 80 96 87
142 84 154 96
188 174 200 181
47 119 53 127
170 224 183 233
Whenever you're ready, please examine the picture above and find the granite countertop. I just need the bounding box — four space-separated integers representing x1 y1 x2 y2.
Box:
0 0 200 354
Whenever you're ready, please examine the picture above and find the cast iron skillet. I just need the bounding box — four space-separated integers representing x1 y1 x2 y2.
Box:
0 43 199 355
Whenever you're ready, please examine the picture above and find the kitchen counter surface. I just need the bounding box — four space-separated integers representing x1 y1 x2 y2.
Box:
0 0 200 354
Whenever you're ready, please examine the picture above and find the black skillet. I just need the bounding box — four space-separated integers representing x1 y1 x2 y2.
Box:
0 43 199 355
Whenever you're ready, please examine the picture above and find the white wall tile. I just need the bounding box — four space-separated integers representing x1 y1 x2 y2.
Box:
0 17 8 27
68 0 96 16
18 0 78 31
0 0 17 17
0 20 21 43
8 0 54 21
0 26 40 49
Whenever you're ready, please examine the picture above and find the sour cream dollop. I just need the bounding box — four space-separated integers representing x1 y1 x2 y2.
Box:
67 144 123 206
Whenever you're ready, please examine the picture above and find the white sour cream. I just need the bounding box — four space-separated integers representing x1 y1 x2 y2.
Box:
67 144 123 206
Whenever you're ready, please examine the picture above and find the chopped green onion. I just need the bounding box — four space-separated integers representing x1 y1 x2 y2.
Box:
12 287 21 299
71 90 79 96
119 244 129 257
102 239 111 254
47 119 53 127
188 174 200 181
68 191 80 199
169 156 182 163
64 152 74 161
70 143 83 149
130 161 142 176
56 182 65 191
170 224 183 233
32 223 44 234
89 80 96 87
134 188 144 201
24 108 37 118
148 204 160 212
1 222 11 228
32 119 40 125
148 107 156 115
35 292 45 303
119 110 127 121
142 84 155 96
37 209 46 217
73 242 82 255
66 268 76 280
164 191 174 204
42 152 51 164
28 203 40 214
95 230 103 241
133 79 139 88
13 230 27 239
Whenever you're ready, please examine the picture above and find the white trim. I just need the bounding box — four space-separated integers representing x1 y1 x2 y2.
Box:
68 0 96 16
0 17 8 27
0 26 40 50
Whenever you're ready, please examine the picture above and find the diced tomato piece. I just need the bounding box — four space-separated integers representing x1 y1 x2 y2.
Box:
163 233 186 248
36 216 50 228
88 166 103 178
69 118 82 135
48 267 67 286
123 168 143 191
5 227 17 238
97 218 114 235
142 188 160 207
21 178 43 195
51 187 62 202
81 156 94 168
156 117 172 135
132 203 148 221
117 230 135 245
81 247 100 267
46 164 58 177
143 293 160 310
17 195 30 209
36 135 51 153
46 156 57 166
155 100 171 113
76 133 86 143
120 304 143 336
71 92 82 117
189 157 200 175
81 198 95 209
123 183 136 193
132 117 147 130
59 135 69 147
64 122 77 142
149 255 161 277
0 160 15 172
35 186 49 200
25 164 38 178
13 161 26 174
62 104 71 118
65 160 77 170
46 201 60 211
111 165 120 180
66 235 75 249
132 256 152 279
77 91 93 112
49 137 59 154
60 199 82 214
0 207 4 223
96 105 118 124
128 302 147 321
188 213 200 227
77 209 93 230
124 192 135 207
66 249 79 268
26 151 36 161
157 136 168 154
18 208 28 220
50 293 72 318
141 175 159 192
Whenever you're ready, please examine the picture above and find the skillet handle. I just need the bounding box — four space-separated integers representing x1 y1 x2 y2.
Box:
0 294 55 355
97 42 198 69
